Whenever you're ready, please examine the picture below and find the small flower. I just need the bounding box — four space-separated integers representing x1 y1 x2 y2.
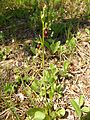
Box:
16 93 26 102
12 39 14 43
37 43 40 49
44 28 48 38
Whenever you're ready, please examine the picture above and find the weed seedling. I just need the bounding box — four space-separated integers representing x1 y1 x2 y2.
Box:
66 37 76 54
70 95 90 120
27 64 65 120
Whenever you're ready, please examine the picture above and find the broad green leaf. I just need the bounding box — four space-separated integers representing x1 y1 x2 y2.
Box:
59 45 65 53
4 83 14 94
79 95 84 107
62 60 69 76
30 47 36 55
30 0 38 6
44 70 50 82
56 84 62 94
27 108 44 117
81 107 90 113
49 85 55 99
50 111 56 119
31 81 39 92
74 98 79 106
57 108 65 117
63 60 69 71
34 111 45 120
50 41 60 54
44 41 50 49
44 115 51 120
44 66 57 83
85 28 90 35
54 0 61 4
70 99 81 118
50 64 58 75
66 37 76 51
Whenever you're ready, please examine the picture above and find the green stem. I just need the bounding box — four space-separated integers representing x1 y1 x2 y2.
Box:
42 21 46 102
42 21 45 71
41 5 48 106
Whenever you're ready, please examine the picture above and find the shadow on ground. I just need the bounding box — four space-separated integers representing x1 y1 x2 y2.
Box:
0 7 90 45
0 7 41 44
82 112 90 120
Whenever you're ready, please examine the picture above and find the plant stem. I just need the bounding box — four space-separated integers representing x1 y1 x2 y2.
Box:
41 4 48 106
42 21 45 71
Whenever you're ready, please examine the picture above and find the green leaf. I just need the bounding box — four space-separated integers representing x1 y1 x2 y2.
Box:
4 83 14 94
31 81 39 92
62 60 69 76
70 99 81 118
23 76 31 82
50 64 58 75
56 84 62 94
81 107 90 113
85 28 90 35
63 60 69 72
50 111 56 119
54 0 61 4
34 111 45 120
57 108 65 117
30 47 36 55
30 0 38 6
50 41 60 54
44 41 50 49
44 115 51 120
27 108 44 117
44 70 50 82
66 37 76 52
49 85 55 99
79 95 84 107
